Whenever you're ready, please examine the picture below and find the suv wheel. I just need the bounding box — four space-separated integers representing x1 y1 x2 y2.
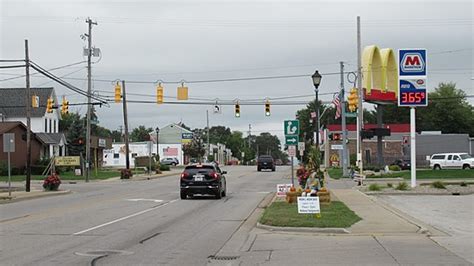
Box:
463 164 471 170
272 167 276 172
215 187 222 199
433 165 441 170
180 191 187 199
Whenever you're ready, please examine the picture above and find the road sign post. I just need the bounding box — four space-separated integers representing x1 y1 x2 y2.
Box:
398 48 427 188
3 133 15 197
284 120 300 188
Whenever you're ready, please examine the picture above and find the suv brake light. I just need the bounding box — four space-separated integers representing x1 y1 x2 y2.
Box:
210 171 219 179
181 172 189 180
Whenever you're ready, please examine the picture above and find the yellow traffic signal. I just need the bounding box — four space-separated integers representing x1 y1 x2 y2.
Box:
46 97 54 113
235 104 240 117
347 88 359 112
177 83 188 100
31 95 39 108
156 84 164 104
265 101 270 116
114 82 122 103
61 97 69 115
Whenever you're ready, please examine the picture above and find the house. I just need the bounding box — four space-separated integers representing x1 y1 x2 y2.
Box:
0 87 66 157
0 122 43 169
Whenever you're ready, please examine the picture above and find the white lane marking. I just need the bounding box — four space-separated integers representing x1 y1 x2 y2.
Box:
126 199 164 203
73 199 179 235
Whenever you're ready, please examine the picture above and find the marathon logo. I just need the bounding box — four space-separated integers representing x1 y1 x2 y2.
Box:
401 53 425 73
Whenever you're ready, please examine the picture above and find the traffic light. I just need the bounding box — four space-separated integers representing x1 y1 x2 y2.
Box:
61 97 69 115
31 95 39 108
156 84 164 104
265 100 270 116
114 82 122 103
347 88 359 112
235 103 240 117
46 97 54 113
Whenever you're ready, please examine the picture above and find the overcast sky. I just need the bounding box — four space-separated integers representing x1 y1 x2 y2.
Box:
1 0 472 143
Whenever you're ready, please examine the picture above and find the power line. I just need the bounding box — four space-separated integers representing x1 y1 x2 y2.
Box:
0 60 86 82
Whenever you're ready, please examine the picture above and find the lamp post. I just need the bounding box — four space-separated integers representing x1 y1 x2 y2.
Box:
155 127 160 161
312 70 322 148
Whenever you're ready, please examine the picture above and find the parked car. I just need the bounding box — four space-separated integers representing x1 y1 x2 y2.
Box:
391 159 411 170
257 155 275 172
180 164 227 199
429 153 473 170
161 157 179 166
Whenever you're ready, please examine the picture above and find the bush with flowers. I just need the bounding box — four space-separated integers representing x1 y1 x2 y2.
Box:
43 172 61 191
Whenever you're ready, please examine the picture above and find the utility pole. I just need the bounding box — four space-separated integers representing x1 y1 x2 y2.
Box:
85 17 97 182
206 110 210 160
356 16 364 174
122 80 130 170
25 39 31 192
248 124 251 148
340 61 349 177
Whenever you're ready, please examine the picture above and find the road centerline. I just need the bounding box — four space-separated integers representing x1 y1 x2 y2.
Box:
72 199 178 236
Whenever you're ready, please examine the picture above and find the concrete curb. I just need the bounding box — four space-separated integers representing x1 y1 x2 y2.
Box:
256 222 350 234
0 190 72 204
364 191 474 196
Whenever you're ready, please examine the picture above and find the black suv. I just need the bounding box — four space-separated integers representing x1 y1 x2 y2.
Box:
180 164 227 199
257 155 275 172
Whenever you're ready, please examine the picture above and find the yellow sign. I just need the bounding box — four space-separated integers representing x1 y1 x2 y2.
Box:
362 45 398 102
55 156 81 166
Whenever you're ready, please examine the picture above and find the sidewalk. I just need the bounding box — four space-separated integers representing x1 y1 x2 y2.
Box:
0 168 181 204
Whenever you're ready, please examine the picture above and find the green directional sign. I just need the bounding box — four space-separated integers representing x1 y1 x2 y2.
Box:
284 120 299 136
345 112 357 118
285 135 299 145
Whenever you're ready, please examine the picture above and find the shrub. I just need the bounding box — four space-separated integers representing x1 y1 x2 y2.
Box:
0 160 8 176
460 182 468 187
120 169 133 179
159 164 170 171
31 165 47 175
368 183 382 191
389 165 401 171
387 183 393 188
396 182 409 191
431 181 446 189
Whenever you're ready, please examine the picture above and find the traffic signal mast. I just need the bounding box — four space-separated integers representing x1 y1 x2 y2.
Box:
61 96 69 115
46 97 54 113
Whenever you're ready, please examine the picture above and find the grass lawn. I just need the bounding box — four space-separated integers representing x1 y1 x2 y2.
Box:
0 169 126 183
327 167 474 180
260 201 361 228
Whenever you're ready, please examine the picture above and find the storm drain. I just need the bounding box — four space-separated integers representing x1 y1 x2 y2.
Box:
208 255 240 261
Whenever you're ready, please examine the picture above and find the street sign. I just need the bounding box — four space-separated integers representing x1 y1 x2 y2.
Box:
298 142 305 151
288 145 296 157
55 156 81 166
331 144 343 150
284 120 299 136
276 184 293 197
3 133 15 152
285 135 299 145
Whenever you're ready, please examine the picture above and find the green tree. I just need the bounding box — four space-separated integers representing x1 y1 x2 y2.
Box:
226 131 245 160
418 83 474 136
110 130 122 142
61 112 85 156
130 126 153 142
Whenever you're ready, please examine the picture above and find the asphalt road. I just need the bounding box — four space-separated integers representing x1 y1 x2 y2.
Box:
0 165 289 265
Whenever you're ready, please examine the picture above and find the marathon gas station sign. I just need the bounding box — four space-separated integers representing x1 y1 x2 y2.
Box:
398 49 427 106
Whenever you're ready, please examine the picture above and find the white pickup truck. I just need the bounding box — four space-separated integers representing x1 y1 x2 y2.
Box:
429 153 474 170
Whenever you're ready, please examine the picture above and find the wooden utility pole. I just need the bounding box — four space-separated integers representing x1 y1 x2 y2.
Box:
85 17 97 182
25 39 32 192
122 80 130 170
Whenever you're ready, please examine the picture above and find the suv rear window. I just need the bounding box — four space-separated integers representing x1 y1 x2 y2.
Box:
258 156 273 162
431 155 445 160
184 165 215 175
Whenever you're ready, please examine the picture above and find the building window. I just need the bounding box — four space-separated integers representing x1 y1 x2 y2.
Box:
131 153 138 158
49 119 52 133
113 153 119 159
53 120 56 133
45 118 48 132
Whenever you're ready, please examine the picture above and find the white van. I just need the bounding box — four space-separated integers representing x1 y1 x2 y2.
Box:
429 153 473 170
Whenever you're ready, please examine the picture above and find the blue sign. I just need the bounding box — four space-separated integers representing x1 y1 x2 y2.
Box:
182 133 193 139
398 78 428 106
399 49 426 76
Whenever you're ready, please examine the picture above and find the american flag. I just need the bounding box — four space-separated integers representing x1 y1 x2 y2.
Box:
333 92 341 120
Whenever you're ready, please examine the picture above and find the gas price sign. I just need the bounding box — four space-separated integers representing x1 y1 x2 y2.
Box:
399 78 427 106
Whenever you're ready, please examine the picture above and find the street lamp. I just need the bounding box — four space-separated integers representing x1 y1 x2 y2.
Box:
155 127 160 161
312 70 322 147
